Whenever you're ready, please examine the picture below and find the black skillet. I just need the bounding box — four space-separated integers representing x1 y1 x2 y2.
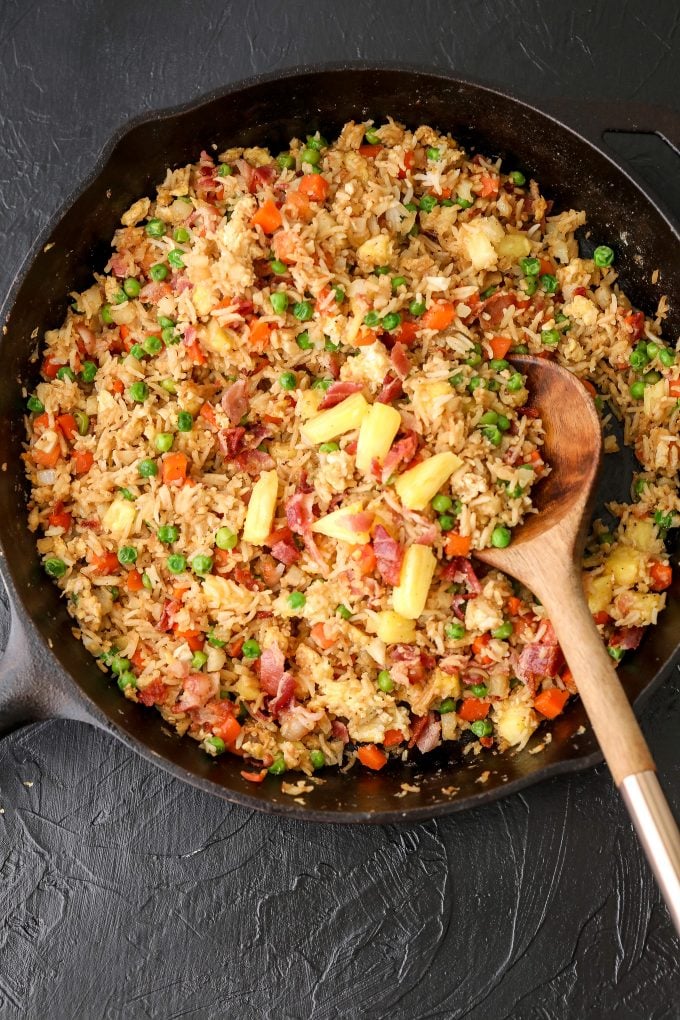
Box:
1 65 678 822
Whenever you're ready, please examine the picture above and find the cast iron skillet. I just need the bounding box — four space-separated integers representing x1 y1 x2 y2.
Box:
1 65 679 823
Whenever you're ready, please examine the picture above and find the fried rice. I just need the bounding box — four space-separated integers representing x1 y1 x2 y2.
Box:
24 118 679 779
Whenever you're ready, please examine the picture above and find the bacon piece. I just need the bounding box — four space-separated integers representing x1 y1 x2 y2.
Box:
156 598 181 633
414 712 441 754
482 292 524 327
609 626 645 651
257 553 282 589
259 643 285 696
516 641 564 695
317 381 363 410
177 673 219 712
389 645 436 683
390 342 411 379
331 720 349 744
139 281 169 304
138 678 167 707
415 524 439 546
233 448 275 474
109 253 129 278
271 538 300 565
269 674 296 716
217 426 246 457
441 557 482 594
381 431 418 483
373 525 404 585
222 378 249 424
285 491 325 568
376 372 403 405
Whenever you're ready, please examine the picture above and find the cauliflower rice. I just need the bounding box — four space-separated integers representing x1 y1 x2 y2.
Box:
24 119 679 779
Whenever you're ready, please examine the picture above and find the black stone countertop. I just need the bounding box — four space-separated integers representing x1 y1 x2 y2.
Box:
1 2 679 1016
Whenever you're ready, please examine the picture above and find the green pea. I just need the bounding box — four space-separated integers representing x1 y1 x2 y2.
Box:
279 371 297 391
432 494 453 513
270 259 287 275
449 373 464 388
123 277 141 298
173 227 190 244
634 478 647 496
645 341 659 359
419 194 437 212
439 697 457 714
113 289 127 305
145 218 166 238
658 347 674 367
644 370 662 385
507 373 524 392
206 735 226 755
117 671 137 691
161 326 178 345
445 622 466 640
301 147 320 166
540 274 558 293
128 381 148 402
312 378 333 391
440 198 455 207
44 557 67 578
167 250 185 270
492 621 513 640
296 331 313 350
509 170 526 185
157 524 179 545
465 343 483 367
117 546 137 565
491 526 512 548
629 381 645 399
483 425 502 446
426 147 440 161
270 291 288 315
409 300 426 317
277 153 295 170
364 127 380 144
242 639 261 659
336 604 352 620
74 411 90 436
293 300 313 322
101 304 113 324
109 655 131 675
191 650 208 670
56 366 77 382
520 256 540 276
470 719 493 737
333 286 345 303
403 201 418 213
119 488 136 501
381 312 401 332
470 683 489 697
629 348 650 371
138 458 158 478
468 376 484 392
288 591 306 610
310 750 325 770
158 380 176 397
363 311 380 327
374 265 391 276
377 670 394 693
207 630 226 648
455 196 473 208
598 531 615 546
191 554 213 575
149 264 168 281
439 514 455 531
608 645 624 661
143 335 163 356
154 433 173 453
129 344 146 360
80 361 98 383
167 554 186 573
268 755 287 775
489 358 510 373
27 395 44 413
158 316 175 329
319 442 340 453
542 329 560 346
593 245 615 268
522 277 538 296
391 276 407 291
215 526 237 550
177 411 193 432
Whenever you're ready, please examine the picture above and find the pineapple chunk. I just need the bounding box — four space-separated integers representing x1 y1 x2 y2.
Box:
355 403 402 473
460 217 504 270
202 318 237 355
604 545 643 586
356 234 394 267
495 232 531 259
441 712 458 741
626 518 658 554
394 451 462 511
242 470 279 544
102 498 136 539
301 392 369 444
193 283 216 316
493 690 537 747
374 610 417 644
621 591 663 625
235 673 261 701
202 574 232 609
583 572 614 615
311 501 371 545
297 389 324 420
393 545 437 619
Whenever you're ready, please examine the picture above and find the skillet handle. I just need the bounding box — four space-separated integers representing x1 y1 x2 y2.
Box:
538 97 680 156
0 597 93 736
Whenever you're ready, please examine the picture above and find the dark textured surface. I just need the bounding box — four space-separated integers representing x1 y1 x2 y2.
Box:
1 1 679 1016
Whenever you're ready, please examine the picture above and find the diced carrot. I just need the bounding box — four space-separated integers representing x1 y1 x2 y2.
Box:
458 698 490 722
215 714 241 745
397 150 415 179
174 628 204 652
383 729 405 748
241 768 268 783
534 687 570 719
162 452 188 486
351 543 376 577
439 187 452 199
593 611 612 626
33 439 61 468
126 569 144 592
172 584 190 599
249 319 273 348
539 257 555 277
119 324 130 341
354 329 378 347
33 413 50 434
42 357 63 379
72 449 94 475
420 301 455 332
445 533 472 557
185 341 207 365
131 646 146 670
472 633 491 656
489 335 512 360
298 174 329 202
271 230 298 264
229 637 245 657
88 551 120 575
649 560 672 591
561 667 577 694
396 320 419 346
48 502 72 531
56 413 77 441
669 380 680 398
311 622 336 650
358 144 382 158
111 378 125 394
478 174 500 197
356 744 388 770
213 547 232 570
284 190 313 222
199 401 218 427
251 198 283 234
507 596 522 617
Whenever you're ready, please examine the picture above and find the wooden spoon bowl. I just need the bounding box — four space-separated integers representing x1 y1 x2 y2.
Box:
476 355 680 932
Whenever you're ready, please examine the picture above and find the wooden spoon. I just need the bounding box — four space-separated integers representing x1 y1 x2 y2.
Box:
475 356 680 932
